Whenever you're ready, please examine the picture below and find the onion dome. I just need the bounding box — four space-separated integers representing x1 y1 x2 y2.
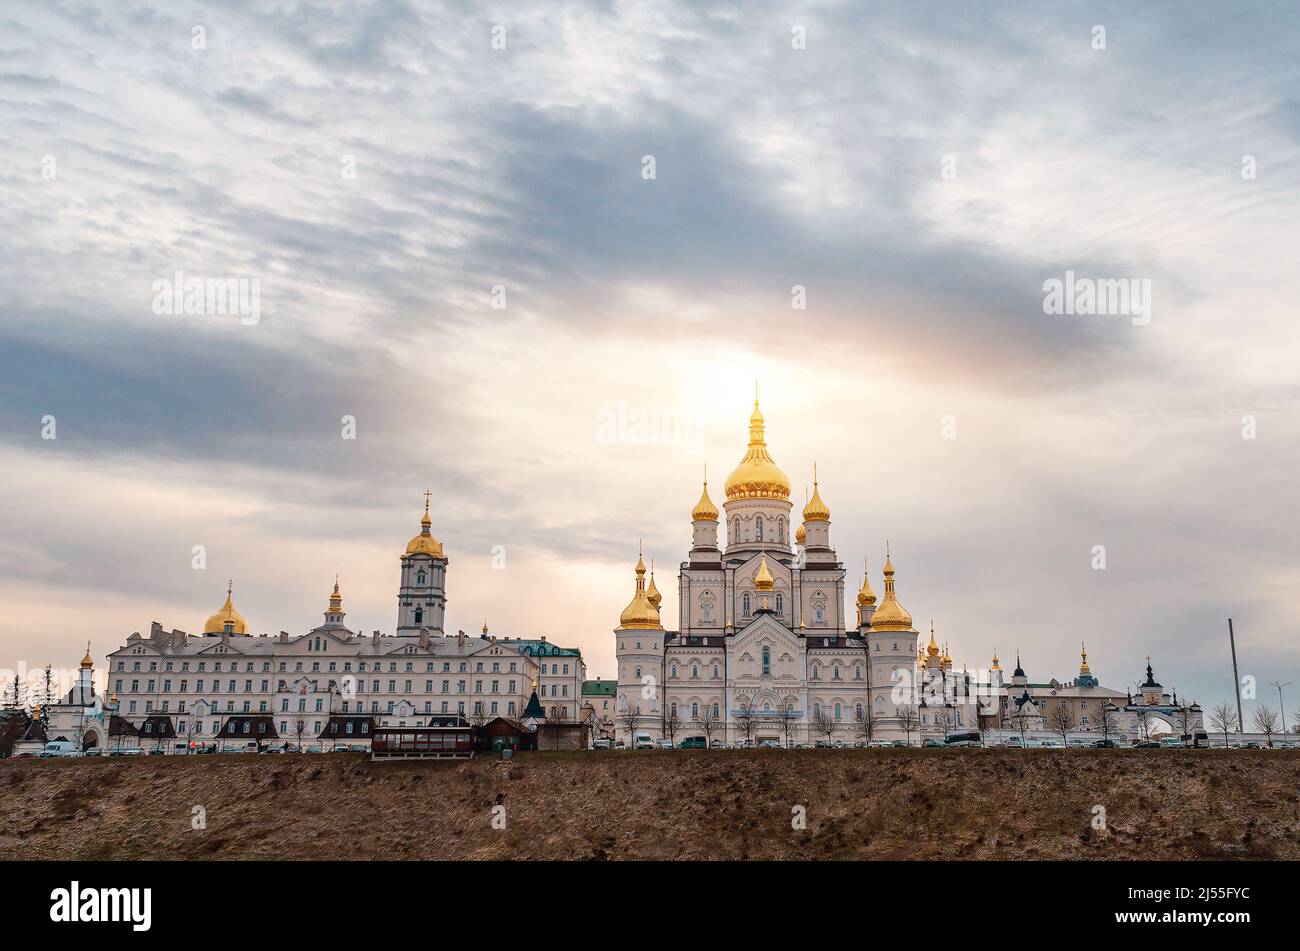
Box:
619 552 662 630
647 567 663 609
406 494 445 557
80 642 94 669
856 567 877 606
328 577 343 613
868 553 913 632
1079 643 1091 676
691 474 719 522
802 465 830 522
725 397 791 500
795 523 806 545
203 580 248 635
990 650 1001 672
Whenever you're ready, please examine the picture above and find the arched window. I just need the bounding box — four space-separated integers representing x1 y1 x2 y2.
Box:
761 646 771 676
416 569 426 585
834 703 842 720
778 518 785 543
713 665 720 678
691 664 698 678
755 516 764 541
776 593 784 615
635 666 642 679
691 702 699 719
414 607 423 624
671 664 678 678
742 593 751 616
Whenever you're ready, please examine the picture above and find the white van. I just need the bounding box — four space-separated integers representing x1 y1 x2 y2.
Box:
39 741 81 757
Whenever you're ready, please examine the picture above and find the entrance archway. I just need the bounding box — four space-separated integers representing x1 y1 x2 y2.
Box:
82 729 100 751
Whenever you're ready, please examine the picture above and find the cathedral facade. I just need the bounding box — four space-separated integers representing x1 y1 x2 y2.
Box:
614 398 923 746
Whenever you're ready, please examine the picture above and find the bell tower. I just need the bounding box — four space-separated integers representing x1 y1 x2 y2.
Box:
397 492 449 634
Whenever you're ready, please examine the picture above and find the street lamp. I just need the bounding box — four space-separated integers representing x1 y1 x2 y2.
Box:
1270 681 1291 740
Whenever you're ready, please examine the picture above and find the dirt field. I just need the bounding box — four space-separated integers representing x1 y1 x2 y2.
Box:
3 749 1297 860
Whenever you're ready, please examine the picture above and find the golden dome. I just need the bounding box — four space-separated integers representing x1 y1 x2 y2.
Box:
406 494 445 558
868 554 913 632
80 641 94 669
926 623 940 656
856 569 877 606
647 568 662 609
991 650 1001 672
327 576 343 613
691 477 719 522
724 398 791 500
619 553 662 630
795 523 806 545
802 466 830 522
1079 643 1090 676
754 551 775 591
203 581 248 635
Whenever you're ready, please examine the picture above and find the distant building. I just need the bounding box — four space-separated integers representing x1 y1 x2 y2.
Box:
100 498 588 753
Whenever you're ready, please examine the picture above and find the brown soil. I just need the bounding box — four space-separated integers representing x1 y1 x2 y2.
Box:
2 749 1297 860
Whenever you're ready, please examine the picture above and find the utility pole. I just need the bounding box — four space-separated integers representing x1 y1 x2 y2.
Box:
1228 618 1243 734
1270 681 1291 738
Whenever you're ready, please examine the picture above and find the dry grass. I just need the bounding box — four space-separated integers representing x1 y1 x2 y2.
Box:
3 748 1297 860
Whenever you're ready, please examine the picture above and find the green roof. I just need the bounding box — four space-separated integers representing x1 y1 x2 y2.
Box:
583 679 616 697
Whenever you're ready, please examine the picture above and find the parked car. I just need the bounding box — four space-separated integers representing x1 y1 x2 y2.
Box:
758 739 780 749
1004 736 1024 748
922 739 945 748
593 738 613 749
678 737 706 749
945 731 981 748
1159 737 1185 748
891 739 911 748
1134 741 1161 749
39 741 81 757
870 740 893 748
1040 739 1064 749
634 736 654 749
1092 739 1120 748
656 739 674 750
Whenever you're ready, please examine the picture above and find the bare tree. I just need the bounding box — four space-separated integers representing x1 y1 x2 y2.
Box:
734 701 758 747
660 706 681 748
933 706 955 740
294 718 306 751
773 701 798 748
811 708 837 745
1 672 27 712
1209 702 1238 748
896 706 918 746
1175 704 1195 746
37 664 58 710
853 704 876 745
1095 702 1118 744
1253 706 1280 747
1047 702 1075 745
1128 707 1149 743
1010 707 1030 747
617 705 640 748
696 704 720 748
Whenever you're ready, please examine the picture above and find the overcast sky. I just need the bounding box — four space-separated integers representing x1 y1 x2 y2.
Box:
1 1 1297 715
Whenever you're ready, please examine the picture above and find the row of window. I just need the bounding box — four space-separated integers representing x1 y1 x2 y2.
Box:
117 657 535 675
